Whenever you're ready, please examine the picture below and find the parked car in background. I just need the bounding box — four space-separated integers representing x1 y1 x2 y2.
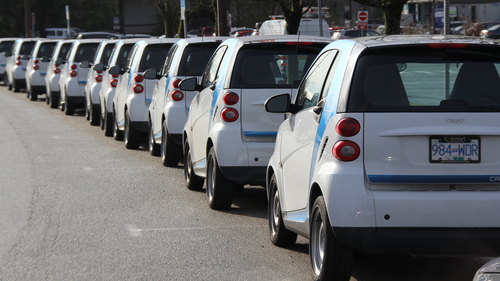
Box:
75 32 119 39
230 28 254 37
472 21 500 36
453 25 465 35
264 35 500 280
480 24 500 38
259 18 330 37
0 38 17 85
4 38 37 92
197 27 215 37
111 38 176 148
179 35 332 209
45 39 75 108
99 38 143 137
58 39 101 115
147 36 226 164
331 28 380 39
82 39 117 125
44 28 77 39
25 39 57 101
116 34 153 39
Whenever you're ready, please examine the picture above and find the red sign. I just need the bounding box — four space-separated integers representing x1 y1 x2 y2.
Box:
358 11 368 22
358 22 368 30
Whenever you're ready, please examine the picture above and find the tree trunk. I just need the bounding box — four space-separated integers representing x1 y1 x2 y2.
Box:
383 3 404 35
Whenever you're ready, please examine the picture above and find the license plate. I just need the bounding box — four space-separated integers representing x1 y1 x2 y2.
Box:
430 136 480 163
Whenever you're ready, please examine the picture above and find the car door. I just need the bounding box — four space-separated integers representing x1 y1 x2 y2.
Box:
280 50 338 212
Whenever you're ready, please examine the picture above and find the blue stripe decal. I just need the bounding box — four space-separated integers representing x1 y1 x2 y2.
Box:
368 175 500 183
243 131 277 137
309 40 357 185
79 81 86 84
0 64 6 66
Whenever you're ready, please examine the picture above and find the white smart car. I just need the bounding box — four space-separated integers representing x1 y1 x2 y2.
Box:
264 35 500 280
58 39 101 115
99 38 142 137
147 37 225 165
5 38 37 92
111 38 176 148
0 38 17 86
179 35 332 209
25 39 57 101
82 39 117 125
44 39 75 108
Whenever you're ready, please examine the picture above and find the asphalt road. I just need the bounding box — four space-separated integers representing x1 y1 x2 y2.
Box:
0 86 492 281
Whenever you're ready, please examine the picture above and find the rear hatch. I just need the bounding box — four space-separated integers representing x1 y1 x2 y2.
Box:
347 44 500 190
230 42 329 141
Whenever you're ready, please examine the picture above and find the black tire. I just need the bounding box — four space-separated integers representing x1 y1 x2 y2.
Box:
104 112 113 137
310 196 354 281
49 92 59 109
64 98 75 115
7 80 12 90
13 81 20 92
113 111 123 141
184 139 204 191
30 89 38 101
89 103 100 126
269 174 297 247
2 73 8 87
124 110 141 149
160 119 181 167
206 147 234 210
148 120 160 156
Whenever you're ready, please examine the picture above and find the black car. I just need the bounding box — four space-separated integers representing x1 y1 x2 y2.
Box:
481 24 500 39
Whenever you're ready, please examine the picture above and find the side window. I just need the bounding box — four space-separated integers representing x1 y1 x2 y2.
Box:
162 45 178 76
295 50 338 111
201 46 227 88
123 44 139 72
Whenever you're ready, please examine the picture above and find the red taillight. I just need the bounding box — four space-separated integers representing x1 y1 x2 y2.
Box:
33 64 39 70
95 75 103 82
133 84 144 94
429 43 467 49
222 92 239 105
172 78 182 89
111 74 119 78
70 71 77 77
33 59 39 64
170 90 184 101
16 56 21 60
333 141 360 161
54 63 60 67
70 64 77 70
110 79 118 87
54 68 60 74
134 74 144 83
15 60 21 65
96 70 103 74
221 107 239 122
336 118 360 137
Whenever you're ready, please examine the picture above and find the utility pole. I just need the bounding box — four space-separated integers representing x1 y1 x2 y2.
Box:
216 0 229 36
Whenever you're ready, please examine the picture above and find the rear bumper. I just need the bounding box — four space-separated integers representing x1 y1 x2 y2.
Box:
131 121 148 134
67 96 85 105
334 227 500 256
219 166 266 186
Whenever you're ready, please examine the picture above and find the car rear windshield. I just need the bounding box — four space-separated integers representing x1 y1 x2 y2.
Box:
0 41 14 53
36 42 56 58
230 42 327 89
20 41 35 55
347 45 500 112
178 42 220 76
138 44 172 72
74 43 99 62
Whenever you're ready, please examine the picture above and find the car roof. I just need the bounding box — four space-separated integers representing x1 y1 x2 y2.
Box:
229 35 333 44
340 34 500 48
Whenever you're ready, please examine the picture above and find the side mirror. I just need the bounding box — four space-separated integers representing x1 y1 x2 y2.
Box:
21 54 30 60
143 68 160 80
80 60 90 68
179 77 203 91
2 51 11 57
41 56 50 62
55 58 63 65
109 65 120 75
265 93 291 113
93 62 104 72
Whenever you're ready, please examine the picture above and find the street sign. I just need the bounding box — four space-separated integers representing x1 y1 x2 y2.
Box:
358 11 368 30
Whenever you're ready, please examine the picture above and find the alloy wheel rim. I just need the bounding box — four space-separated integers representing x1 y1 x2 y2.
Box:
207 156 214 201
271 189 280 237
311 210 325 276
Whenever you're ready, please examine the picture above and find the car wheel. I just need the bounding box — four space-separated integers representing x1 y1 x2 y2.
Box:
84 99 90 120
3 73 9 87
160 119 181 167
184 139 204 191
89 102 100 126
269 174 297 247
124 110 141 149
30 89 38 101
13 81 20 92
148 120 160 156
310 196 354 281
104 112 113 137
50 92 59 109
206 146 234 210
45 89 50 105
113 110 123 141
64 99 75 115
